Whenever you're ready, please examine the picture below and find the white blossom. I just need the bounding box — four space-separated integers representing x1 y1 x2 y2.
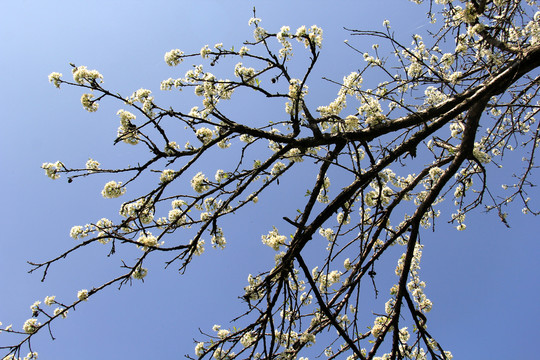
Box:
41 161 63 180
196 127 214 144
22 319 40 334
164 49 184 66
44 296 55 306
77 289 89 301
101 181 126 198
160 169 176 183
54 307 68 319
72 66 103 85
262 227 287 251
191 172 209 193
132 266 148 280
137 233 159 251
48 72 62 88
81 93 98 112
85 158 100 172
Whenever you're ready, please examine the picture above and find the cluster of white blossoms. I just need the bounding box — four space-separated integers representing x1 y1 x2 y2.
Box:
85 158 100 172
120 198 154 224
288 78 308 100
190 172 209 193
339 114 361 132
72 66 103 85
22 319 40 334
452 211 467 231
164 49 184 66
408 278 432 313
523 11 540 45
194 342 205 356
95 218 114 244
3 353 39 360
80 93 98 112
371 315 390 339
273 329 300 348
214 169 228 183
428 166 444 181
247 17 262 26
364 186 394 207
189 238 205 256
239 133 255 144
394 243 433 316
166 199 188 228
285 78 309 114
261 227 287 251
238 46 250 57
295 24 323 48
472 142 492 164
360 96 386 127
316 269 342 292
39 296 68 319
137 232 159 251
424 86 448 106
211 227 226 249
77 289 89 301
200 44 211 59
160 169 176 183
246 193 258 204
402 21 468 86
299 332 316 347
316 176 331 203
69 224 91 240
30 301 40 313
271 329 315 351
185 65 205 83
44 296 55 306
193 72 234 111
238 331 256 348
336 212 351 225
196 197 231 221
48 72 62 88
277 26 293 58
41 161 63 180
363 48 383 67
212 324 230 340
285 148 304 162
53 308 68 319
244 274 264 300
317 71 363 119
163 55 238 115
195 127 214 144
161 142 179 156
234 62 256 86
131 266 148 280
248 17 268 42
439 52 455 70
407 60 423 78
116 109 139 145
212 348 235 360
101 180 126 199
449 121 463 138
270 161 286 176
168 208 187 227
127 88 154 116
160 77 180 91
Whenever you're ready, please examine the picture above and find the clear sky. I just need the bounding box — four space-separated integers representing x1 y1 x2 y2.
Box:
1 1 539 359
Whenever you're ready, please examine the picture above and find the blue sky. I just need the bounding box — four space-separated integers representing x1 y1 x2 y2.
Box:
1 1 539 359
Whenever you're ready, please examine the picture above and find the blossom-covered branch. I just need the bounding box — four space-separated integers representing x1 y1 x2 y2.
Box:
3 1 539 359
